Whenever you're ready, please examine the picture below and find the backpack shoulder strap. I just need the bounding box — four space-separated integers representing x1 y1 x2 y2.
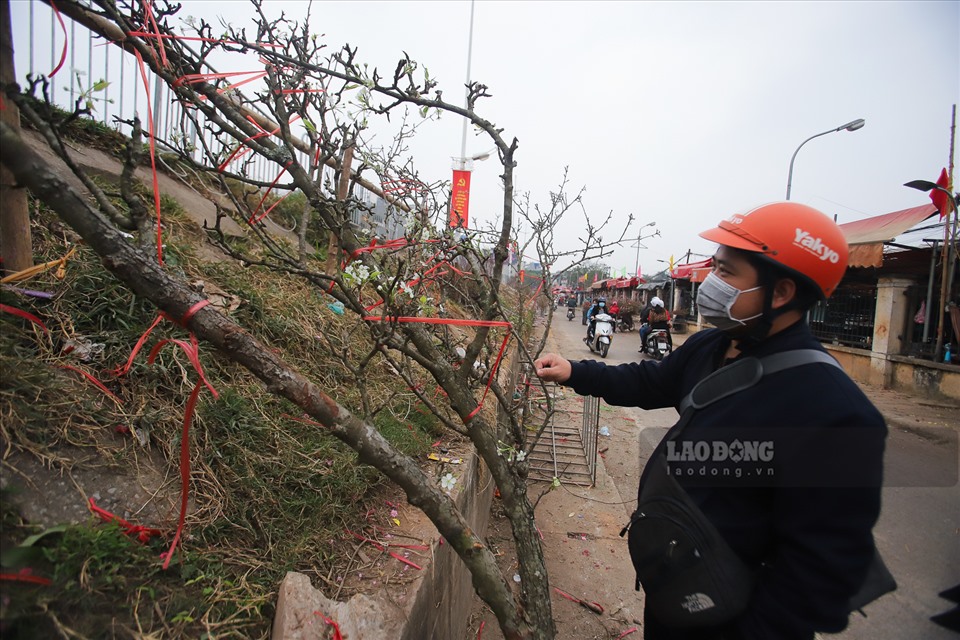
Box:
677 349 840 415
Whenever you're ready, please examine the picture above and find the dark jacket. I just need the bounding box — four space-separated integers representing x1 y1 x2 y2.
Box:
640 303 653 324
565 321 886 639
587 303 607 321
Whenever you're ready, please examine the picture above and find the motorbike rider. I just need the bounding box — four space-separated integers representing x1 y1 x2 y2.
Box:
566 295 578 318
639 296 672 352
533 202 886 639
609 299 621 331
585 297 608 341
638 296 658 344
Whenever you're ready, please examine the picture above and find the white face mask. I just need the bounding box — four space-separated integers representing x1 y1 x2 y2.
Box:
696 271 763 331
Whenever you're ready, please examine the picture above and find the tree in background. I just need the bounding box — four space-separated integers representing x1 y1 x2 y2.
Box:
0 1 640 637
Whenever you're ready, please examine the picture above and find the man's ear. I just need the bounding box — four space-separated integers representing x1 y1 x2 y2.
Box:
771 278 797 310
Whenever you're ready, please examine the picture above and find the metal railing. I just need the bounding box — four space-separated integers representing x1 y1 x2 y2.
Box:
10 0 396 230
526 382 599 487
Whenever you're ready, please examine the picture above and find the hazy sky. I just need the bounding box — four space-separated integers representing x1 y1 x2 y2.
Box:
13 1 960 276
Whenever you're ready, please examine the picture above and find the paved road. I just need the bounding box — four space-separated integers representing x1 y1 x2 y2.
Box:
548 313 960 639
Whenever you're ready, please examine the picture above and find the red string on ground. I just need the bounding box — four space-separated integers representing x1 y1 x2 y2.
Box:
345 530 424 570
0 304 50 333
88 497 162 544
0 571 53 587
161 379 204 569
313 612 344 640
58 364 123 406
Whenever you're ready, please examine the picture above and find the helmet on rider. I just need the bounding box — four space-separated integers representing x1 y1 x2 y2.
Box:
650 296 664 308
597 298 606 308
698 201 849 338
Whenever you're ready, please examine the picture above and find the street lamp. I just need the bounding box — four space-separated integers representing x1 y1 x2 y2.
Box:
452 148 495 172
785 118 865 200
904 179 958 362
631 221 658 278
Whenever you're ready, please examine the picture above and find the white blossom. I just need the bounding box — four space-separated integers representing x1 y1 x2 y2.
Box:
440 473 457 492
344 262 371 284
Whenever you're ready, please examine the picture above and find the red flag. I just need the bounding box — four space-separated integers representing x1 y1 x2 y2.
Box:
450 170 471 228
636 264 642 278
593 273 598 283
931 168 954 219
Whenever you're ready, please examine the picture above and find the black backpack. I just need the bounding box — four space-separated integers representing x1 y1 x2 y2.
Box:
619 349 896 628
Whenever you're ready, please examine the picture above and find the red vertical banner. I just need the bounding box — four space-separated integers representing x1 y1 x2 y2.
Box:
450 170 471 229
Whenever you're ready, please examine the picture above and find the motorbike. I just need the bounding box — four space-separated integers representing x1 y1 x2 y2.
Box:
584 313 615 358
566 307 576 321
641 324 672 361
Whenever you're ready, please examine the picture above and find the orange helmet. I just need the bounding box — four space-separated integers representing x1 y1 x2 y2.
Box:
699 202 848 299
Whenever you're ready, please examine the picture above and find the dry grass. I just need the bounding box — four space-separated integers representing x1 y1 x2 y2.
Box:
0 186 449 638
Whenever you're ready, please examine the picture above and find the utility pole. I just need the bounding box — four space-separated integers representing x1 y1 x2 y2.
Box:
934 105 957 362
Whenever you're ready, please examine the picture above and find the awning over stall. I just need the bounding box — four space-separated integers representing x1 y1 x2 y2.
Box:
590 278 612 290
613 276 641 289
671 258 712 282
839 204 938 267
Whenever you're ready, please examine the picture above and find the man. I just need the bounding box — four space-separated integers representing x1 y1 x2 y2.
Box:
585 297 608 341
639 296 671 351
535 202 886 639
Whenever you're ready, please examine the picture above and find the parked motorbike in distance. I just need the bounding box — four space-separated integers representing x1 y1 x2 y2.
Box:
566 307 576 321
615 313 634 332
641 324 672 361
584 313 615 358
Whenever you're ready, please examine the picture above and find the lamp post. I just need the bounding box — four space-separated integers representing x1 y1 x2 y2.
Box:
785 118 865 200
905 179 958 362
450 0 477 232
631 221 658 279
457 0 476 171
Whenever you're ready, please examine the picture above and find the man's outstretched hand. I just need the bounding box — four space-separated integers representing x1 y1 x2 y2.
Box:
534 353 572 384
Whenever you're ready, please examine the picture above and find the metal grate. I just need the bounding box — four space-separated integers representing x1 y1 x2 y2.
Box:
526 384 599 487
809 283 877 349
